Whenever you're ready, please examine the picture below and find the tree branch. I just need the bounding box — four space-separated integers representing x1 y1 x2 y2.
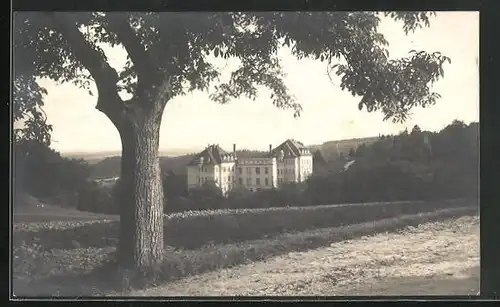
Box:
153 75 173 117
105 13 159 93
45 13 125 121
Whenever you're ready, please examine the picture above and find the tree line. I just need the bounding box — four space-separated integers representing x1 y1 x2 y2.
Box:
159 120 478 211
15 119 477 214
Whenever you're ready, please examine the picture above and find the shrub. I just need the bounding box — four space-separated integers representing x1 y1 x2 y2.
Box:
163 198 474 249
76 182 117 214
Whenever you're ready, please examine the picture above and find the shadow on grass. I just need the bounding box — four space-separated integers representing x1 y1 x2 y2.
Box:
13 206 478 297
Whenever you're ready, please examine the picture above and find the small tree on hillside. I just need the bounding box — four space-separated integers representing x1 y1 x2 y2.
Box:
14 11 450 276
348 147 356 158
411 124 422 135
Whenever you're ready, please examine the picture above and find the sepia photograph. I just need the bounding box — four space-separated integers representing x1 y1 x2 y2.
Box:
12 11 479 297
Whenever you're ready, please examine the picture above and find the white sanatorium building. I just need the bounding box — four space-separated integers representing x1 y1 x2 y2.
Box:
186 139 313 194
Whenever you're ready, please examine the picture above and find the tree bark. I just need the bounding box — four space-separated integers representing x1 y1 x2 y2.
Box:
115 107 164 273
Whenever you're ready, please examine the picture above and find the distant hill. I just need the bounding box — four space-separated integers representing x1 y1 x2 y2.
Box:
86 136 381 179
90 150 270 179
90 154 195 179
63 149 194 165
309 136 380 161
63 151 119 165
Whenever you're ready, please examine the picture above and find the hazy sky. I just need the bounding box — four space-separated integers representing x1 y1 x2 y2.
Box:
31 11 479 154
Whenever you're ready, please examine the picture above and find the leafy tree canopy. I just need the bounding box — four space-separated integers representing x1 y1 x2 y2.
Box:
13 76 52 145
14 11 450 128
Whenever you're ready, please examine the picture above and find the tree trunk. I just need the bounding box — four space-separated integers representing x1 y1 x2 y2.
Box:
115 110 164 273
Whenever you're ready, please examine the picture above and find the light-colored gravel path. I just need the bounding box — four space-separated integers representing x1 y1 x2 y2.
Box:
132 216 480 296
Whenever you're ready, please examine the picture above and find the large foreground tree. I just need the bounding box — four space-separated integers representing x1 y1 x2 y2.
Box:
13 11 450 273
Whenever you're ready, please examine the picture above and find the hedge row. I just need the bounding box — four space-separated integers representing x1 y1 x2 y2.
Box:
15 198 477 251
164 198 475 248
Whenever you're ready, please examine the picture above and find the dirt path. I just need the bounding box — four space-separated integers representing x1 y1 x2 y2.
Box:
132 216 479 296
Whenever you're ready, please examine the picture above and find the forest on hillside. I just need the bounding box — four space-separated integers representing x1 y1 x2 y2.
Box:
14 119 478 214
309 136 380 162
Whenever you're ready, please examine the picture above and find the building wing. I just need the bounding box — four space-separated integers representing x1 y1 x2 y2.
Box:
271 139 312 157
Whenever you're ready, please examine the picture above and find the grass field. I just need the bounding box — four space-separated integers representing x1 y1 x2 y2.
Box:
12 201 478 297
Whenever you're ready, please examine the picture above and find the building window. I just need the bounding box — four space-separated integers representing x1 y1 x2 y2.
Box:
247 168 251 174
227 176 230 182
238 178 243 185
238 167 242 174
265 167 269 174
222 167 225 172
265 178 269 186
246 178 252 185
256 178 260 186
256 167 260 175
232 166 235 171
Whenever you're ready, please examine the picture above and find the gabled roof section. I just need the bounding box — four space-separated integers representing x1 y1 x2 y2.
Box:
312 149 328 164
272 139 312 157
187 144 235 166
235 150 272 159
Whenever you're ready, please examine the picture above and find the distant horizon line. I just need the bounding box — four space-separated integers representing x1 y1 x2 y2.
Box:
59 119 478 157
60 135 384 157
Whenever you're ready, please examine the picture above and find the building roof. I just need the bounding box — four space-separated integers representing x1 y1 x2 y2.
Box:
236 150 272 159
187 144 235 166
312 149 328 164
187 139 311 166
272 139 311 157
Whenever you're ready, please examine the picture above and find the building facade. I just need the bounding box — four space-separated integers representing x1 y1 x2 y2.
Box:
186 139 313 194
